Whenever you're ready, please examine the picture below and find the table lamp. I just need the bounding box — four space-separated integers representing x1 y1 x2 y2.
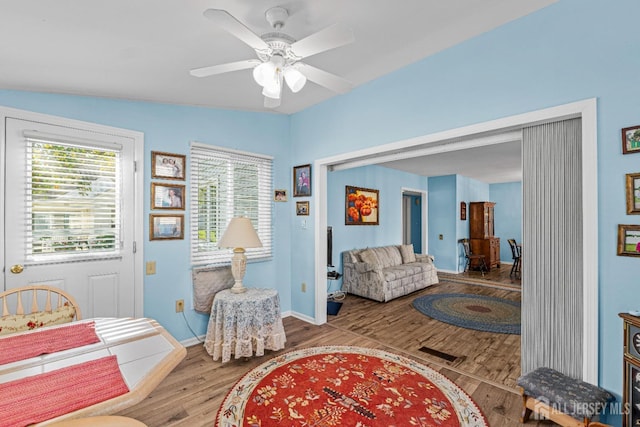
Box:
218 217 263 293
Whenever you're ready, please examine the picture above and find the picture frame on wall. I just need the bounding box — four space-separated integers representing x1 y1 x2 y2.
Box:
345 185 379 225
151 183 185 210
151 151 186 180
617 224 640 257
296 201 309 216
150 214 184 240
293 164 311 197
622 125 640 155
274 189 287 202
626 173 640 214
460 201 467 220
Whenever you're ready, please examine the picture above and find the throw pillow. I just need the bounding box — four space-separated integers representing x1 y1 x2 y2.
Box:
359 249 380 268
399 244 416 263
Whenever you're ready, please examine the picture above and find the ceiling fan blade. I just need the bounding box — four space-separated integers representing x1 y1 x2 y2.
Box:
290 23 354 59
264 96 281 109
203 9 270 51
297 63 352 94
190 59 260 78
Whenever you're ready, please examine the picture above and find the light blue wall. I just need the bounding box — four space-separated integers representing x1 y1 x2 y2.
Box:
0 91 292 343
427 175 457 271
491 182 522 262
288 1 637 423
325 165 428 293
1 0 637 422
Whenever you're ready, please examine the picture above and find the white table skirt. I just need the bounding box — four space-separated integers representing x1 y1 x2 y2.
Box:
204 288 286 363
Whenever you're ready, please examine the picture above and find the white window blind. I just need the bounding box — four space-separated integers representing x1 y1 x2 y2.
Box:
23 131 122 262
190 142 273 266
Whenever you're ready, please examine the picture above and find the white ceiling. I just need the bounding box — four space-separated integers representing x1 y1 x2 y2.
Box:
0 0 554 182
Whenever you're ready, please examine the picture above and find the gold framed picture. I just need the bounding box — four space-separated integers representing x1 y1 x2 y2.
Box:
150 214 184 240
151 151 186 180
296 201 309 216
618 224 640 257
151 183 185 210
274 189 287 202
626 173 640 214
293 164 311 197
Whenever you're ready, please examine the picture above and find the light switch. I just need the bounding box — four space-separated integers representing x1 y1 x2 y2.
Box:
146 261 156 275
439 234 443 240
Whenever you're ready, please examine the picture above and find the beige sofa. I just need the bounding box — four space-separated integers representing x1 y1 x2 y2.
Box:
342 244 438 302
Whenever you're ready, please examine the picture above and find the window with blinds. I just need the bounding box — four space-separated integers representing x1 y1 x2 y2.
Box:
24 133 121 261
190 142 273 266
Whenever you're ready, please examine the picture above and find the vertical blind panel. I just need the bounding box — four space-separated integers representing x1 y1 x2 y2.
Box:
521 118 583 378
25 138 122 261
190 144 273 266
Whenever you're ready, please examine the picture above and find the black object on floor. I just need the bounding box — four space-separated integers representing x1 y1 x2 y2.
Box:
418 346 459 363
327 301 342 316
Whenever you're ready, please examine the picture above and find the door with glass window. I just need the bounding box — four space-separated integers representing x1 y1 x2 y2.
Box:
4 117 136 317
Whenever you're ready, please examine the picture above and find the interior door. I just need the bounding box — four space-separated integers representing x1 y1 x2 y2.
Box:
4 117 136 317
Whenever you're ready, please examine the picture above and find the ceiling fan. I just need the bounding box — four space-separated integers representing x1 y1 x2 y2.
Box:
190 6 355 108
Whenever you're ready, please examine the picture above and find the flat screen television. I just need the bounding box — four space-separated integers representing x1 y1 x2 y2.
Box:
327 226 333 267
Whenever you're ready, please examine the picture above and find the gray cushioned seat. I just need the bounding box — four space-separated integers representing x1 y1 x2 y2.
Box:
517 367 613 419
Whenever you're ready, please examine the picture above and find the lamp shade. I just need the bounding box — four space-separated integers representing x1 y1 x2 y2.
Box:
218 217 262 249
283 67 307 93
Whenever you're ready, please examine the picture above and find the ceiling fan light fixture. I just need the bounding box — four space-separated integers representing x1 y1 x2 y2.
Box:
252 61 275 87
283 66 306 93
262 74 282 99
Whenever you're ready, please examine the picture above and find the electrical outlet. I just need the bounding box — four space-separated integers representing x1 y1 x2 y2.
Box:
439 234 443 240
146 261 156 275
301 282 306 292
175 299 184 312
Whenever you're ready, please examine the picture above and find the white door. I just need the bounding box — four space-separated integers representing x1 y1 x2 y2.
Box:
4 117 137 317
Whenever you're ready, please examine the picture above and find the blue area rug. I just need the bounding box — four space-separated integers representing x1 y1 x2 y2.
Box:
412 293 521 334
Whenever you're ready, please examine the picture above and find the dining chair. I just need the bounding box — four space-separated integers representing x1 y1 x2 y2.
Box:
459 238 487 275
0 285 81 336
507 239 521 278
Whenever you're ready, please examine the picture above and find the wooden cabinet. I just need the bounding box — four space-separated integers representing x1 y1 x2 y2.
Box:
469 202 495 239
470 237 501 269
469 201 500 269
620 313 640 427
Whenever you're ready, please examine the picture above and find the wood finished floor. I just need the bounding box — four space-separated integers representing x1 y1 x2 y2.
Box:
117 268 560 426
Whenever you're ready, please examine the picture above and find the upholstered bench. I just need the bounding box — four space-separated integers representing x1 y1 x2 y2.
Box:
517 367 613 427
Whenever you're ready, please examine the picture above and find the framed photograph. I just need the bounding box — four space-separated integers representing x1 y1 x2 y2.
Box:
151 183 185 210
345 185 379 225
460 201 467 220
622 125 640 155
151 151 186 180
296 201 309 216
618 224 640 257
274 189 287 202
293 164 311 197
150 214 184 240
623 356 640 427
627 173 640 214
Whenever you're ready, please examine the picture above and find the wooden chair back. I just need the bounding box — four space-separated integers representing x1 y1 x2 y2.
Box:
0 285 82 320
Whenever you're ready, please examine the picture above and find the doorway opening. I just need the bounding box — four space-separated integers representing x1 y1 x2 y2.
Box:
402 189 427 255
314 98 598 383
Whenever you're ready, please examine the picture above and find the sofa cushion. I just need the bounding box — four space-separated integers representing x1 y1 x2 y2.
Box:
399 244 417 263
359 249 381 268
369 246 403 268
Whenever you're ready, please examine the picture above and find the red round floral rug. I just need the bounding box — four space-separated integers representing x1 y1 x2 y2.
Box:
216 346 487 426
